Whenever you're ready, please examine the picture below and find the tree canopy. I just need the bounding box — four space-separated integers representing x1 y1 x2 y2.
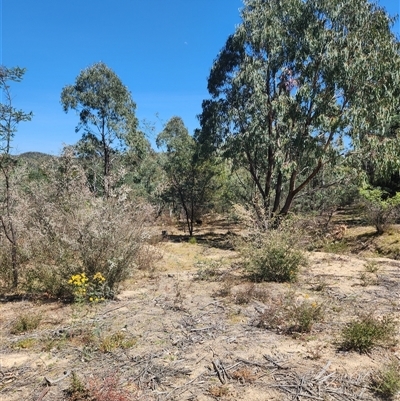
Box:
0 66 33 154
198 0 400 223
157 116 221 236
61 62 140 196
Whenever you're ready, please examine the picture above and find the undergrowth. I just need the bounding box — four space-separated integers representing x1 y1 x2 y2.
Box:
340 314 397 353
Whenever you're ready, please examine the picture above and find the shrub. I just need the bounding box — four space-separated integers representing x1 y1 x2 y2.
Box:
12 338 37 349
65 372 89 401
359 185 400 235
255 292 324 334
290 299 324 333
340 314 396 353
371 360 400 399
194 260 224 281
99 332 137 353
18 150 159 298
68 272 110 303
365 260 380 273
233 284 269 305
188 236 197 244
10 312 41 334
238 219 308 283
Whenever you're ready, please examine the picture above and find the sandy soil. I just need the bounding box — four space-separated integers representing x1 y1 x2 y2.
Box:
1 227 400 400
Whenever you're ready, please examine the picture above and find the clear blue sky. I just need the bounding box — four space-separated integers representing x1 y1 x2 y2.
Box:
1 0 399 155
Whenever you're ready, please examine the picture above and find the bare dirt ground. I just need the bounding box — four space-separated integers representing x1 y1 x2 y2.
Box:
1 221 400 400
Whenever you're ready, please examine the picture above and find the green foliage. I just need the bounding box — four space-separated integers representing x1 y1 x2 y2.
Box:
371 360 400 399
293 165 358 216
68 272 109 303
157 116 222 236
290 299 324 334
0 66 33 152
65 372 90 401
198 0 400 220
359 185 400 234
239 219 308 283
99 332 136 353
61 62 141 197
340 314 396 353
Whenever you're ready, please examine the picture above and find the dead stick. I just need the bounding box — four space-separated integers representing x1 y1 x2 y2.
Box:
34 387 50 401
263 354 289 370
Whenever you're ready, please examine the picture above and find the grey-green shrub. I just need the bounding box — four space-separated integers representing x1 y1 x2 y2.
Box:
238 219 308 282
371 360 400 399
3 149 159 298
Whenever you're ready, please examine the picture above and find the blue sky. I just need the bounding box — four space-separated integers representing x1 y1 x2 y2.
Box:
1 0 399 155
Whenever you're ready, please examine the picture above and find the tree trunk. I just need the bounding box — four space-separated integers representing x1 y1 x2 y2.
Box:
0 163 19 288
101 118 111 198
11 243 18 288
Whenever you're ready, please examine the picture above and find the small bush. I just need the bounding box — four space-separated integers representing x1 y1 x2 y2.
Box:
10 313 41 334
291 299 324 333
208 385 230 398
238 219 308 283
255 292 324 334
233 284 269 305
188 236 197 244
65 372 89 401
359 271 377 287
99 332 137 353
68 272 111 303
340 314 396 353
371 360 400 399
365 260 380 273
194 260 224 281
214 281 233 298
231 367 257 383
359 185 400 235
233 284 254 305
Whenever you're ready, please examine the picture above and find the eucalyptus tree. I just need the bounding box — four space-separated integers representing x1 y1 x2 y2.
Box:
198 0 400 225
61 62 139 197
157 117 220 236
0 66 32 287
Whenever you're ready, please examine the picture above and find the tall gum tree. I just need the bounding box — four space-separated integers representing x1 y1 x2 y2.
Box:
198 0 400 224
61 62 139 197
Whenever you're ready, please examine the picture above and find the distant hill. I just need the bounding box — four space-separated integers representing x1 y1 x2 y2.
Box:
17 151 55 160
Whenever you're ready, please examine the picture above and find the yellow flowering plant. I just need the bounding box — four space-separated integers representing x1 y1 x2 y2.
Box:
68 272 109 303
68 273 89 303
